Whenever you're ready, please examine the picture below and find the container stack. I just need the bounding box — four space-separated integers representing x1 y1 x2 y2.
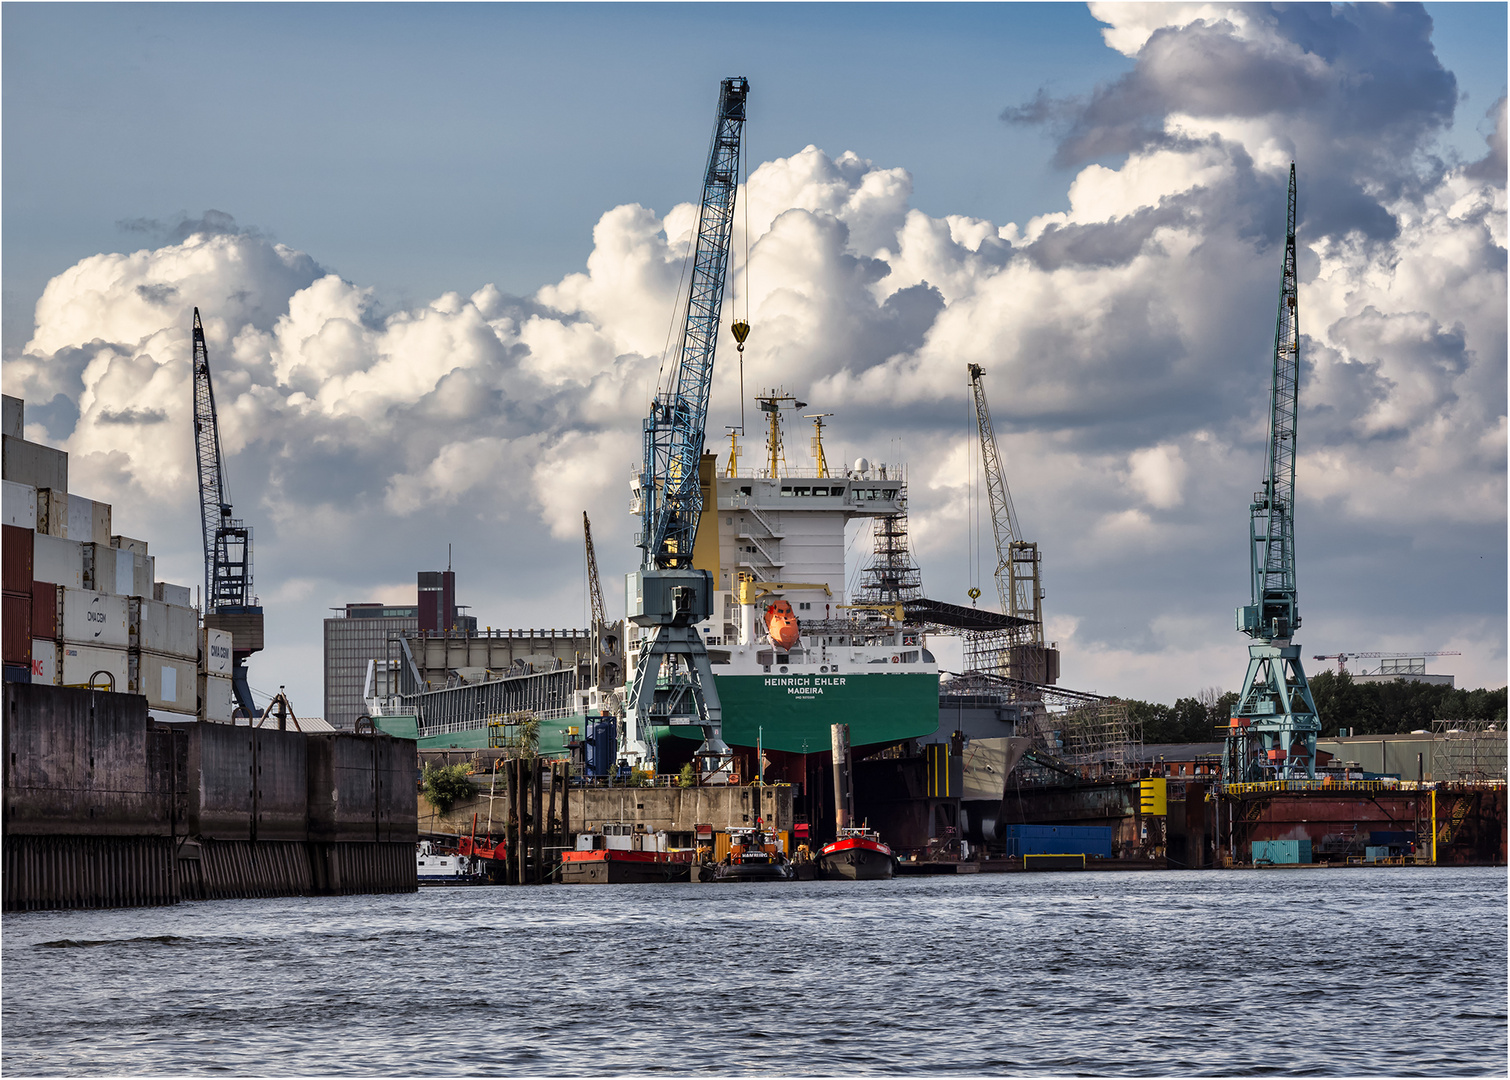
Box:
2 394 229 722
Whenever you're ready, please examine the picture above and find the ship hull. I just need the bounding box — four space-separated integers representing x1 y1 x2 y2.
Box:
713 669 939 754
559 850 691 884
817 837 896 881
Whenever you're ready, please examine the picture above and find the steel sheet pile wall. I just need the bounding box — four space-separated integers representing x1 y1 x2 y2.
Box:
4 682 418 910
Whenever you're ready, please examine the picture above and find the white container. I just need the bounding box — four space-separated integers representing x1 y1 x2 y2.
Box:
62 588 130 647
2 479 36 529
61 643 129 691
115 548 134 595
36 488 68 537
83 542 115 594
33 534 83 590
130 598 198 660
111 535 148 556
155 581 192 607
131 553 155 599
30 639 59 685
91 500 112 545
202 627 233 675
67 495 94 545
199 673 234 722
148 708 197 724
131 650 197 710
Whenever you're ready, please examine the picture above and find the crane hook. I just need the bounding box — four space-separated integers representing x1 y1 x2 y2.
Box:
731 320 750 353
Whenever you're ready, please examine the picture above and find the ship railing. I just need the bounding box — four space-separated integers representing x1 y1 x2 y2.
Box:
418 706 582 738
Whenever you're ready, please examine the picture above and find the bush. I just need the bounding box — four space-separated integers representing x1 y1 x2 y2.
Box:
422 763 477 813
677 763 696 788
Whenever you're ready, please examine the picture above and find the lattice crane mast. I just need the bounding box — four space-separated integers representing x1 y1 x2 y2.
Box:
192 308 264 718
583 511 609 690
624 76 748 777
968 363 1049 682
1225 164 1321 784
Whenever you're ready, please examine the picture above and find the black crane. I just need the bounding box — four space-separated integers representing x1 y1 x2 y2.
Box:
192 308 264 717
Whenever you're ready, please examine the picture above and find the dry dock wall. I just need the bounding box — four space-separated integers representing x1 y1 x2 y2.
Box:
3 682 418 910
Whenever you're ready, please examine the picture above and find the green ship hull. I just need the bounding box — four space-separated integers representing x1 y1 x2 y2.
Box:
713 669 939 753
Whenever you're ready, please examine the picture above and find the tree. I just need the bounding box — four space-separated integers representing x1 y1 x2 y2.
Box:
421 762 476 814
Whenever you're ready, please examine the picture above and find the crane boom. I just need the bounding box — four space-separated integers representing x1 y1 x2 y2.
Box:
1225 165 1320 785
583 511 608 691
624 77 748 778
192 308 264 717
968 363 1049 681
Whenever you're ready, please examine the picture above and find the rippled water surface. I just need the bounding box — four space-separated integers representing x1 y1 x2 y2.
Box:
3 867 1505 1076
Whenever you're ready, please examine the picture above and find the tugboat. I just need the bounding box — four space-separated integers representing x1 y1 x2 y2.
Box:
416 840 486 885
817 825 896 881
704 823 794 882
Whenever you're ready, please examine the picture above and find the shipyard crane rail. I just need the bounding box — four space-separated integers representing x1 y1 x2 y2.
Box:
967 362 1049 682
192 308 265 718
624 77 749 778
1226 165 1321 785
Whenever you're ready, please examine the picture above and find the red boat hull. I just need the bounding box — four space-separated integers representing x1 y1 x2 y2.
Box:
817 836 895 881
560 849 691 884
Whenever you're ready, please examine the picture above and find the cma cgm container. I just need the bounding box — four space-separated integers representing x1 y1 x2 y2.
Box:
131 650 198 712
201 627 233 675
61 643 129 691
129 598 198 660
62 588 129 648
1001 824 1113 858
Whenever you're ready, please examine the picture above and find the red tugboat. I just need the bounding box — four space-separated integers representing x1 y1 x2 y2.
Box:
817 825 897 881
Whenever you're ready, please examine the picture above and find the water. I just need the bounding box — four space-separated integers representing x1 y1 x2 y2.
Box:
3 867 1505 1076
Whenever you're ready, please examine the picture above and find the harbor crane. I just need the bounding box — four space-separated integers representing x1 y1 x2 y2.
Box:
624 77 748 778
1225 165 1321 784
192 308 265 717
583 511 610 691
1312 651 1460 676
967 363 1053 683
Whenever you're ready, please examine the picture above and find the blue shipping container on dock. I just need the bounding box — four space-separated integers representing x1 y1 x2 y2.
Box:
1251 839 1312 864
1002 824 1112 858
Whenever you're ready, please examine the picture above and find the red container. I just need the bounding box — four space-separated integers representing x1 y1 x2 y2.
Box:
31 580 58 640
2 524 35 594
2 592 32 665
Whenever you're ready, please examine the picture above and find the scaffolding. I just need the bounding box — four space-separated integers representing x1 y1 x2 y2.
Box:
1431 719 1509 782
856 478 923 605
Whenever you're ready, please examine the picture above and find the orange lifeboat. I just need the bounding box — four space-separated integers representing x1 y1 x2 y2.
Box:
764 600 801 651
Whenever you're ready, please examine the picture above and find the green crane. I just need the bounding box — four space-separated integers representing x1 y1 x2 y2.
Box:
1225 164 1321 785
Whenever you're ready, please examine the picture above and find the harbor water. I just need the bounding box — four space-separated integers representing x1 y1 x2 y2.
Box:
3 867 1505 1076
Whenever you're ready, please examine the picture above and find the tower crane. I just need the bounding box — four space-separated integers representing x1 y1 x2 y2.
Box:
967 363 1053 683
624 76 748 778
192 308 264 718
1313 651 1460 676
1226 165 1320 784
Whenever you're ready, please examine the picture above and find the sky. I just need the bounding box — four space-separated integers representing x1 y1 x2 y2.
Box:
3 2 1506 715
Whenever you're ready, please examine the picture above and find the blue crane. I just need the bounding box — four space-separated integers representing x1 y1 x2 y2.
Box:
1225 165 1321 784
192 308 265 718
623 77 748 777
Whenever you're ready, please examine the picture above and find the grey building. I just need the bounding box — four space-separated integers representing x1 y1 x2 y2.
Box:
323 603 418 730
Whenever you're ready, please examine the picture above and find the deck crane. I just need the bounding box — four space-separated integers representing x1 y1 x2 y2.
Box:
624 76 748 778
967 363 1054 683
1225 164 1321 784
192 309 265 718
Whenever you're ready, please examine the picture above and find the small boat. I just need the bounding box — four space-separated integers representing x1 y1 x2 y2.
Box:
416 840 486 885
817 826 897 881
560 822 692 884
705 825 794 882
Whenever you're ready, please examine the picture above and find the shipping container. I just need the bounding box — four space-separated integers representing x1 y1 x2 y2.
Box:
66 494 93 544
31 581 58 639
91 499 112 545
62 588 130 648
131 650 198 711
199 672 234 722
61 642 128 691
132 553 155 599
33 533 82 590
30 639 59 684
83 542 115 593
129 597 198 660
154 581 193 607
2 523 34 591
2 479 36 529
1001 824 1113 858
111 535 148 556
3 593 32 665
1 434 67 492
2 395 21 439
148 708 197 724
3 665 31 684
1251 839 1313 865
36 488 67 537
114 547 134 596
202 627 233 675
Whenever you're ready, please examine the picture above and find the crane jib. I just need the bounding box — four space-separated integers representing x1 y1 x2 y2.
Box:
641 77 748 568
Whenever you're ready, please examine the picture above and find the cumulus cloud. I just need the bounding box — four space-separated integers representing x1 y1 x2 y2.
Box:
3 2 1503 706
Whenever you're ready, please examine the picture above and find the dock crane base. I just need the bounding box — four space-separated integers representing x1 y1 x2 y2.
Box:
1226 642 1321 783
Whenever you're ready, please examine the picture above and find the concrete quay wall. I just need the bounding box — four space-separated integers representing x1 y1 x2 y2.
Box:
3 682 419 910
